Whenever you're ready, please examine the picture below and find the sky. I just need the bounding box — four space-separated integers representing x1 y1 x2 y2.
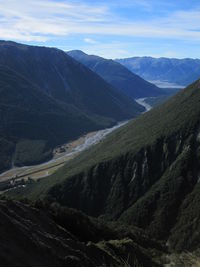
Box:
0 0 200 58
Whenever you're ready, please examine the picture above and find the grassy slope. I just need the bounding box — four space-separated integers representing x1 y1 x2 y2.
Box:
144 88 181 108
8 79 200 254
10 79 200 199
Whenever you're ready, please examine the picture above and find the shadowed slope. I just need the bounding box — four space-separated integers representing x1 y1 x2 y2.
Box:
10 79 200 253
68 50 163 98
0 199 164 267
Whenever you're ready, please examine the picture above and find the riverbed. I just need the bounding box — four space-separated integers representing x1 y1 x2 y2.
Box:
135 98 152 112
0 98 153 183
0 121 128 182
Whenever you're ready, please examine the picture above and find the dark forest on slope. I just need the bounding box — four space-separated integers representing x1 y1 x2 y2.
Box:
10 79 200 257
0 41 144 173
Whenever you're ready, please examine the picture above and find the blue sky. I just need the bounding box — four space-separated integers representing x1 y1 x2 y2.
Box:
0 0 200 58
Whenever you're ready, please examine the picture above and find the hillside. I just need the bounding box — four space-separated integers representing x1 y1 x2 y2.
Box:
0 41 143 172
10 78 200 255
68 50 164 98
0 66 110 172
117 56 200 86
0 41 143 121
0 199 165 267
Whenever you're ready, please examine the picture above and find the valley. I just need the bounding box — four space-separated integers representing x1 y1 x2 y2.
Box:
0 35 200 267
0 120 129 191
9 79 200 257
68 50 164 98
148 80 185 89
1 1 200 266
0 41 144 174
135 98 152 112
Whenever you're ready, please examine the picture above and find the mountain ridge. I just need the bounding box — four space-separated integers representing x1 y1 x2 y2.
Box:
0 41 143 172
116 56 200 86
67 50 164 98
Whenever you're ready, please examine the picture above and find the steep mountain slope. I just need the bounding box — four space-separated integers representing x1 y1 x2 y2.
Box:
0 66 108 172
0 199 165 267
117 56 200 86
67 50 164 98
11 78 200 254
0 41 142 121
0 41 144 172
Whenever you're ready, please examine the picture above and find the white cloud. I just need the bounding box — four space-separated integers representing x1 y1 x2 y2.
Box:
0 0 109 41
83 38 97 44
0 0 200 43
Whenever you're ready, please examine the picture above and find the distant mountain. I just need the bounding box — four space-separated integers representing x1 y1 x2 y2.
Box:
116 56 200 86
15 77 200 256
0 41 143 172
67 50 164 98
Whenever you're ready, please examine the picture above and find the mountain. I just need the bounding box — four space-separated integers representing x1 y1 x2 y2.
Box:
0 41 143 172
116 56 200 86
67 50 164 98
0 65 105 171
0 199 165 267
0 41 142 120
10 78 200 258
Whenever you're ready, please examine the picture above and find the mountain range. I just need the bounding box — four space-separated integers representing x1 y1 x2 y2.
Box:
116 56 200 86
0 41 144 172
9 77 200 265
68 50 164 98
2 40 200 266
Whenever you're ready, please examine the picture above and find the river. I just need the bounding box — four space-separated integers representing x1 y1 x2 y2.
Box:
0 99 152 182
135 98 152 112
0 120 129 181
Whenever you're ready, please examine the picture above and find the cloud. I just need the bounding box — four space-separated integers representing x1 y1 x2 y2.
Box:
0 0 200 43
0 0 109 41
84 38 97 44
